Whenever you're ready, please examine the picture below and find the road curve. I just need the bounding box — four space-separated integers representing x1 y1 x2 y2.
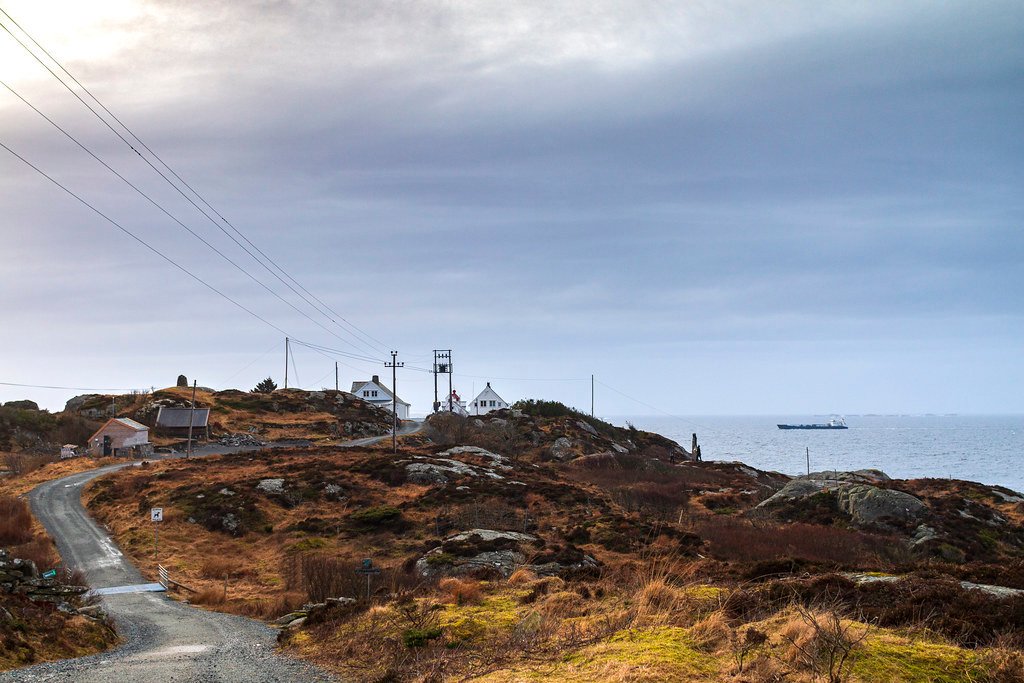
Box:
2 462 337 683
1 420 424 681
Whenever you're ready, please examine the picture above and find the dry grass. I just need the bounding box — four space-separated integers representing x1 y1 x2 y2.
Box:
438 577 484 605
199 556 237 579
508 568 538 586
191 585 227 606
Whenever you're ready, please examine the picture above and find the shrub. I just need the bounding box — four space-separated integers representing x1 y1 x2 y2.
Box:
12 537 58 569
692 516 904 568
511 399 615 435
3 452 56 477
402 626 442 648
349 505 402 526
0 496 34 546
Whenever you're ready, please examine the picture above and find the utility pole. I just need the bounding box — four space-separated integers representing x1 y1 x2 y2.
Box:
385 351 404 453
186 380 197 458
591 374 595 417
806 447 810 476
335 362 339 391
284 337 289 389
432 350 451 413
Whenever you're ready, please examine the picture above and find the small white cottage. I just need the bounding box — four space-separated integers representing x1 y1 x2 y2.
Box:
351 375 411 419
471 383 509 415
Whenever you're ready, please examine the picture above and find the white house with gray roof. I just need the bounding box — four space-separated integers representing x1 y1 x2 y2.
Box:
350 375 411 419
470 383 509 415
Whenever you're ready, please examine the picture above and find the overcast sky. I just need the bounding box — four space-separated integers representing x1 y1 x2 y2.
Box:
1 1 1021 417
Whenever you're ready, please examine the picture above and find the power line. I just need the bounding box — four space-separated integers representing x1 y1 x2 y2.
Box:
218 339 284 386
0 138 292 336
0 80 380 354
0 381 132 392
594 379 719 436
0 7 389 357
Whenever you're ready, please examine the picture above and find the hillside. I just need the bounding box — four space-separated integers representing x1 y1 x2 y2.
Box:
63 387 394 445
80 413 1024 682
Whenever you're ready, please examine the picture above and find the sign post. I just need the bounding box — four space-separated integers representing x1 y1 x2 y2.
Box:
354 558 382 600
151 507 163 559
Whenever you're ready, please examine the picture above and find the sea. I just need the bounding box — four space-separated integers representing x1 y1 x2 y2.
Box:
607 414 1024 495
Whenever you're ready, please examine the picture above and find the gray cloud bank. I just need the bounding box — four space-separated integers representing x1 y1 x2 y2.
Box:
1 1 1022 415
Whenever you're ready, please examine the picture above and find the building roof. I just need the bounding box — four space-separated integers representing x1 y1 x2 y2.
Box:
113 417 148 431
155 406 211 428
472 382 507 405
351 376 410 407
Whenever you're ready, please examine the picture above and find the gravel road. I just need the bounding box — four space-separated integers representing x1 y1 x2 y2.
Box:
2 462 337 682
1 420 423 681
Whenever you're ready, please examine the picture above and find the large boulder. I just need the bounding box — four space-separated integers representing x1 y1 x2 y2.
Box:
753 475 924 528
835 484 925 526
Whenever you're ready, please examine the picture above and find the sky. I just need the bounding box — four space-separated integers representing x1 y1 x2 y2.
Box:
0 1 1022 418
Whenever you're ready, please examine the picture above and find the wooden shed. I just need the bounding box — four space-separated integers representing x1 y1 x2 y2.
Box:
154 406 211 440
88 417 152 457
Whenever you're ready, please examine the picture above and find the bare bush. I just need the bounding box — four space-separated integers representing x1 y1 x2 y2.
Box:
14 537 58 569
690 515 905 567
0 495 34 546
3 452 56 477
781 604 870 683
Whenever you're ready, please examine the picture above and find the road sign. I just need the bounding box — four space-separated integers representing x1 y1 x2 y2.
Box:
41 569 57 580
151 508 163 522
354 558 382 599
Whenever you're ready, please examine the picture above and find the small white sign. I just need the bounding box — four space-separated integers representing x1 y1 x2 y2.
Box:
151 507 163 523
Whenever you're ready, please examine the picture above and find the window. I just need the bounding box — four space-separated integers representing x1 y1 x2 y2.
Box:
372 391 379 397
490 400 496 407
363 390 369 397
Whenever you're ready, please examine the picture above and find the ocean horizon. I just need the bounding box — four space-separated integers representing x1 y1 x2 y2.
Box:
607 414 1024 495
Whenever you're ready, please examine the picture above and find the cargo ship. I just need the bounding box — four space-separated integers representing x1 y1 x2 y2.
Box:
777 417 847 430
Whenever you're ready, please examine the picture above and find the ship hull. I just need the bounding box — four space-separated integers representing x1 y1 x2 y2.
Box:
777 424 848 430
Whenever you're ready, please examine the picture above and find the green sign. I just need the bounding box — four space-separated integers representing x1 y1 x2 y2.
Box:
41 569 57 579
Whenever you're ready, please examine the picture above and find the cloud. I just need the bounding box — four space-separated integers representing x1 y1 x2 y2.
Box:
1 0 1022 413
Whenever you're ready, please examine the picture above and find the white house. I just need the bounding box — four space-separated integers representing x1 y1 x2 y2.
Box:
440 390 468 416
471 383 509 415
351 375 411 419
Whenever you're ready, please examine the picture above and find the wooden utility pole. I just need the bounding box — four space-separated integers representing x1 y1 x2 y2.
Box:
335 362 339 391
806 447 810 476
385 351 404 453
186 380 197 458
284 337 289 389
591 374 594 417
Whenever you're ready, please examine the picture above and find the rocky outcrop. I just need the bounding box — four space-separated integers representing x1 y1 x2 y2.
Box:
415 529 597 579
752 473 925 528
0 550 89 607
404 448 512 486
835 484 925 525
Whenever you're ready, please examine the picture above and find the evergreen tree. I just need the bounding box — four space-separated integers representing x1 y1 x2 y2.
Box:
253 377 277 393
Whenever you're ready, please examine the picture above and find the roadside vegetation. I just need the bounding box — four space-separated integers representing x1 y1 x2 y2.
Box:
81 407 1024 682
0 490 119 670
